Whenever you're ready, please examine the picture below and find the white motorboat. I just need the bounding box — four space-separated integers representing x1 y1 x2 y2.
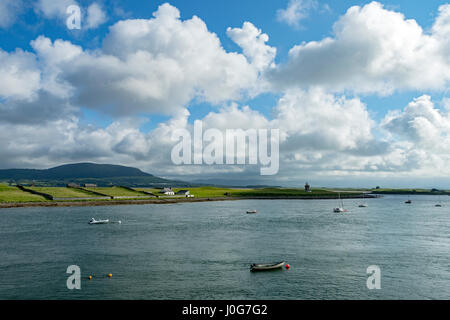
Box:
89 218 110 224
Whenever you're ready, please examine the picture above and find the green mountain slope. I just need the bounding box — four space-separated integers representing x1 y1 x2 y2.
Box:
0 163 189 187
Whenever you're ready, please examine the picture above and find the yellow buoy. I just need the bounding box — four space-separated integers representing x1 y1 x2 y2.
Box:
107 273 112 278
88 275 92 280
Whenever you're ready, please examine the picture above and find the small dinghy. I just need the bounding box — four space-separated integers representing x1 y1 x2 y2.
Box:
89 218 109 224
246 210 257 214
250 261 285 271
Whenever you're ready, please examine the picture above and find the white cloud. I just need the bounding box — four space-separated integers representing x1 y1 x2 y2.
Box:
35 0 77 20
86 2 107 29
381 95 450 150
272 88 379 153
227 22 276 72
270 1 450 94
0 49 41 100
276 0 317 28
55 3 275 115
0 0 23 28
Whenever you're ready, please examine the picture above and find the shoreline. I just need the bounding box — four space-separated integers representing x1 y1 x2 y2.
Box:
0 194 379 209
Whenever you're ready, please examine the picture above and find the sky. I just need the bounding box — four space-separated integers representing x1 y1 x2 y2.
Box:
1 0 450 188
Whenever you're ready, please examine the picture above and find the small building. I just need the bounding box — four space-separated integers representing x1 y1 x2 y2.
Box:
67 183 80 188
176 190 193 197
83 183 97 188
161 187 175 195
304 182 311 192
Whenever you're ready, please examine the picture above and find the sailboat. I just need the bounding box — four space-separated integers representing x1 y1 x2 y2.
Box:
435 195 443 207
333 193 347 212
358 193 368 207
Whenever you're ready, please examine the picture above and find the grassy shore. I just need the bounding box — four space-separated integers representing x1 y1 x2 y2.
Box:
370 188 450 195
0 185 370 208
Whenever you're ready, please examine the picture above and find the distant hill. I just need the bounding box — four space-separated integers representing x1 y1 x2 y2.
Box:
0 163 192 187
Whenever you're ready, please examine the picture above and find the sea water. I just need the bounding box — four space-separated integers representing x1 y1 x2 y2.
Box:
0 195 448 299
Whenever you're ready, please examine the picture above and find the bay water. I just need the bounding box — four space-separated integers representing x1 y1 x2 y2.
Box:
0 195 448 299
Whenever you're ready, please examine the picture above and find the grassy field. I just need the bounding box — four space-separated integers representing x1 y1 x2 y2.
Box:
27 187 102 198
372 188 450 195
84 186 148 197
133 188 161 195
0 186 47 202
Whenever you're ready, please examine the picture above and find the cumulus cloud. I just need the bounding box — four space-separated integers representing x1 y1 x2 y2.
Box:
0 3 276 119
0 49 41 101
272 88 380 153
382 95 450 150
227 22 276 72
270 1 450 94
276 0 317 28
57 3 275 115
86 2 107 29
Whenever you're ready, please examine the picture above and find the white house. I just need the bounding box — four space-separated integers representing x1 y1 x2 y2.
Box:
161 187 175 195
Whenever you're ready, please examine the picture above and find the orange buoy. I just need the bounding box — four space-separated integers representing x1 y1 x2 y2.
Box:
285 263 290 269
107 273 112 278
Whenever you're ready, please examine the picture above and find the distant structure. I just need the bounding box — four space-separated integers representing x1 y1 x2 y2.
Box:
67 183 80 188
161 187 175 195
83 183 97 188
176 190 194 197
304 182 311 192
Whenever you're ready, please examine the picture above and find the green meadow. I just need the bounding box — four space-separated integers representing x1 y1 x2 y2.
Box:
27 187 100 198
84 186 148 197
0 185 47 202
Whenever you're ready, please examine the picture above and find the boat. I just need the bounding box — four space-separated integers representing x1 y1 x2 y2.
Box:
333 193 347 212
246 210 257 214
89 218 110 224
435 196 443 207
250 261 285 271
405 199 412 204
358 193 368 207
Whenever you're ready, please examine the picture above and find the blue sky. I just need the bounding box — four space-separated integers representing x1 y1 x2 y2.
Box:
1 0 450 187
